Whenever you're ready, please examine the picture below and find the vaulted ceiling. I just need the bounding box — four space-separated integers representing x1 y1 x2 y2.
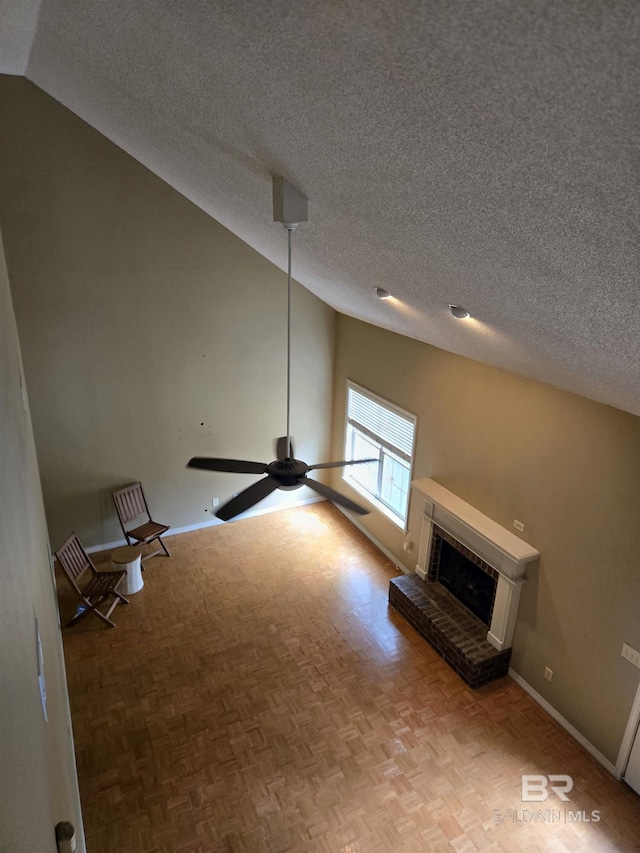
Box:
2 0 639 415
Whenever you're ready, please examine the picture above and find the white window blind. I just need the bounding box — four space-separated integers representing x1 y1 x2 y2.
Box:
347 386 415 461
344 381 417 528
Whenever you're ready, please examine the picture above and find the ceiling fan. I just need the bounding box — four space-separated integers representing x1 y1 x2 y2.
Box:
187 177 376 522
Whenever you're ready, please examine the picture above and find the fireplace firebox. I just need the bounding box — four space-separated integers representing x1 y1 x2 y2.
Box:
435 535 497 625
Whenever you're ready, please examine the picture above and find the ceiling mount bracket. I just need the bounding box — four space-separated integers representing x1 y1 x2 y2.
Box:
272 176 308 227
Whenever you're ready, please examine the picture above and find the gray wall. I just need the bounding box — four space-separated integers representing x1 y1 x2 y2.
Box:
0 78 336 550
331 314 640 765
0 231 85 851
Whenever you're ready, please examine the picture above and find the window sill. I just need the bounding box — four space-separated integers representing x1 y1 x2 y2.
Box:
341 476 408 532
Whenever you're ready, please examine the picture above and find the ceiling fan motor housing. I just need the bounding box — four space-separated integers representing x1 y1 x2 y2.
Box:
267 457 308 488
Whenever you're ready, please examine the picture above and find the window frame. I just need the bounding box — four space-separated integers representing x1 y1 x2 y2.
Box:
342 380 417 531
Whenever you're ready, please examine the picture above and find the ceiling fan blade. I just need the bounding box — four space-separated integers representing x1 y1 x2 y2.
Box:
308 458 377 471
276 436 294 459
300 476 370 515
216 477 280 521
187 458 268 474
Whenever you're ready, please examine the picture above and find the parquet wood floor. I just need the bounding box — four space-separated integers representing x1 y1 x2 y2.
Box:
58 504 640 852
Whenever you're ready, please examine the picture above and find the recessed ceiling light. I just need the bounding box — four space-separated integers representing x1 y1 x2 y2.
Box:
449 304 471 319
375 287 392 300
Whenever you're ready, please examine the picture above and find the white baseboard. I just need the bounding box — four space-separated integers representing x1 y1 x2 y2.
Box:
85 537 129 554
85 495 325 554
508 668 616 776
334 505 412 574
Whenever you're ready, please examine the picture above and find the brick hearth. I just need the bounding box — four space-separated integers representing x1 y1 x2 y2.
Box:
389 573 511 688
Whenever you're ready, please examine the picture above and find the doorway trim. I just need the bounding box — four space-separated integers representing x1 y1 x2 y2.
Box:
615 675 640 781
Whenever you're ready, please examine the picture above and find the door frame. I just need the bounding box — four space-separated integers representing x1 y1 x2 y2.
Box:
615 676 640 781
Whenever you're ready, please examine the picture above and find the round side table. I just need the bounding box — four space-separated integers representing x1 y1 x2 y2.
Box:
111 545 144 595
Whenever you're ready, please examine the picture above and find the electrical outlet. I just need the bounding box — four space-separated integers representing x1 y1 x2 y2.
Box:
402 541 413 553
513 519 525 532
622 643 640 669
544 666 553 682
212 498 219 507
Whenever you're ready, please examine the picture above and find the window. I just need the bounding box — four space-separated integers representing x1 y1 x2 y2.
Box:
343 381 417 529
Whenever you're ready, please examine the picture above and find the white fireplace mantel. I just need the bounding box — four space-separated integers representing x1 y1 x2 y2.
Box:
411 478 540 650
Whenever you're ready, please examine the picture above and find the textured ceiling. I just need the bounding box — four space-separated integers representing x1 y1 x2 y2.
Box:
0 0 42 73
3 0 640 415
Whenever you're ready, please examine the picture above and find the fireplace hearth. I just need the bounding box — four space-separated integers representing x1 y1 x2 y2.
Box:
389 573 511 687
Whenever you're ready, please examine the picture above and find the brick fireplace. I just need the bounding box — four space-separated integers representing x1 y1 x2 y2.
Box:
389 478 539 687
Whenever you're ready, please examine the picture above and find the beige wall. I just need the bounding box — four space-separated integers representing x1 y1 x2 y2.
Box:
3 74 639 778
331 314 640 765
0 78 336 550
0 231 85 850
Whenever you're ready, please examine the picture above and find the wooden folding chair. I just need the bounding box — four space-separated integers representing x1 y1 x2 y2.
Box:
55 533 129 628
112 482 171 564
